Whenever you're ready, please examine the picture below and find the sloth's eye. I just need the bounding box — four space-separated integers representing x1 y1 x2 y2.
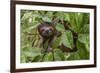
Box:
49 29 53 32
41 29 45 32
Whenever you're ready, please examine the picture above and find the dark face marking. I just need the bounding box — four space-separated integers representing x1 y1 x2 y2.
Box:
38 23 54 38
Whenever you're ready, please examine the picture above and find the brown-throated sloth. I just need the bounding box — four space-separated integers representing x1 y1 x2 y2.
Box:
37 20 78 53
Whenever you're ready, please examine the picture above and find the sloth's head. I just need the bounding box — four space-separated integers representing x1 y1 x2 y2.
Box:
38 22 55 38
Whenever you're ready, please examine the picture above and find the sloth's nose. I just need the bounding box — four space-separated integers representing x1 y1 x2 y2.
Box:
46 30 52 35
46 30 50 33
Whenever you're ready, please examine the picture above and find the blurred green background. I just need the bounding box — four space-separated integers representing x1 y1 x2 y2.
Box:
20 10 90 63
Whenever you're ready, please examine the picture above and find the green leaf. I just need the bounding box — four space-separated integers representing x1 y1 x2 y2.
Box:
42 16 52 22
32 55 42 62
77 41 89 59
61 31 73 49
78 34 89 44
46 12 53 18
52 37 61 48
81 24 89 33
21 54 26 63
54 49 65 61
67 40 89 60
43 52 53 61
63 13 70 21
67 52 81 60
56 23 65 31
78 34 90 52
21 47 41 62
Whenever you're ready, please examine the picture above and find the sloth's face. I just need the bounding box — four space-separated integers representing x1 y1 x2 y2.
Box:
40 26 54 38
38 22 55 38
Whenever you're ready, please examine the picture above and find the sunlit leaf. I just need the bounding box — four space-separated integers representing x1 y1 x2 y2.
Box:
42 16 52 22
61 31 73 49
56 23 65 31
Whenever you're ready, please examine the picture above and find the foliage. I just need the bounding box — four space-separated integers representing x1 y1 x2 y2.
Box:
20 10 90 63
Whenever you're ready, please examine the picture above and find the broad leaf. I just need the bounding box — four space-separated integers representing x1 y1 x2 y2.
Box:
43 52 53 61
56 23 65 31
54 49 65 61
61 31 73 49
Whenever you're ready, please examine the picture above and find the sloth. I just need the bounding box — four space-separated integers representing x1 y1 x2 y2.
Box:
38 22 61 52
37 20 78 53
